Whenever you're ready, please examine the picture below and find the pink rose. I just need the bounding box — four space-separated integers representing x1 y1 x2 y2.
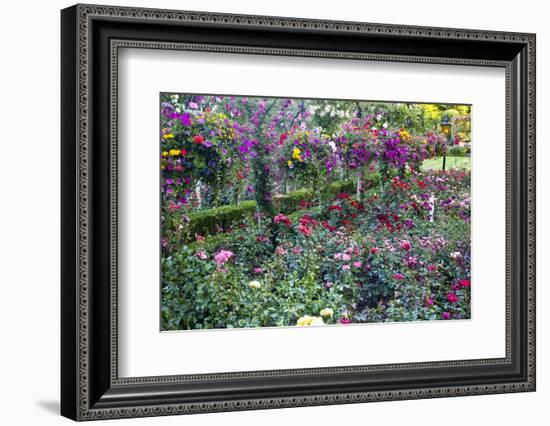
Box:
214 249 233 267
292 246 302 255
275 246 287 256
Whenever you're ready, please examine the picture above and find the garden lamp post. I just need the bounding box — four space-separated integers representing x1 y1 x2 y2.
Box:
440 116 452 171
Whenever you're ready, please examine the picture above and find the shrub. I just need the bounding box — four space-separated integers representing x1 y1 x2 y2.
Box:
187 231 235 252
327 180 355 195
186 200 257 238
447 145 470 157
273 188 315 213
362 172 381 189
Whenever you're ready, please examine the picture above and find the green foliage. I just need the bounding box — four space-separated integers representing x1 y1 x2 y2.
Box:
327 180 355 194
162 169 471 330
447 144 471 157
273 188 315 213
184 175 382 243
186 200 257 238
162 238 346 329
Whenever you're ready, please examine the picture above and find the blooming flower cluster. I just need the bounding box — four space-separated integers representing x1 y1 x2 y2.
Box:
214 249 234 267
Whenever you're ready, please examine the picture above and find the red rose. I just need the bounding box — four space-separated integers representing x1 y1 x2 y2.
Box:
400 240 411 251
370 247 379 254
459 279 471 287
298 224 312 237
193 135 204 144
446 292 458 303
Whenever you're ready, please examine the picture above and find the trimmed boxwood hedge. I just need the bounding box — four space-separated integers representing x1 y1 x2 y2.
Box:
184 174 380 241
185 200 257 239
272 188 315 213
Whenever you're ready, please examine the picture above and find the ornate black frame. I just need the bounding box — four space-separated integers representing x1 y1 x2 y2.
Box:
61 4 536 421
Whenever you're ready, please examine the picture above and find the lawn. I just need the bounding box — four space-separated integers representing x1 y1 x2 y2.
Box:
421 156 470 171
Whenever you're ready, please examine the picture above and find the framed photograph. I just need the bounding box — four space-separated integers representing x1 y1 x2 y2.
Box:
61 4 536 421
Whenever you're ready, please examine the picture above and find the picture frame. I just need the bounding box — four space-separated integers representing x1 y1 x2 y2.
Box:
61 3 536 421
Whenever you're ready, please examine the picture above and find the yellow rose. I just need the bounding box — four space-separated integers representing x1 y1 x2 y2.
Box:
296 315 325 326
296 315 312 326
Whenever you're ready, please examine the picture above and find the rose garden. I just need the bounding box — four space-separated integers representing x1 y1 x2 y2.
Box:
160 94 472 330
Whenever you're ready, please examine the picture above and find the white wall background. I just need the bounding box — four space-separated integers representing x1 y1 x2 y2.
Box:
0 0 546 424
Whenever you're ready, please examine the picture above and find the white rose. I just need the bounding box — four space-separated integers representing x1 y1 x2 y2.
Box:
320 308 334 318
309 317 325 326
248 280 261 289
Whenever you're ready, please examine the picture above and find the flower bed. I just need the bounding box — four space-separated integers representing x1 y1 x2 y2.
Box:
162 169 471 330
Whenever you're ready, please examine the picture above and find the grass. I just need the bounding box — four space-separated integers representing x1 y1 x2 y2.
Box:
421 156 471 171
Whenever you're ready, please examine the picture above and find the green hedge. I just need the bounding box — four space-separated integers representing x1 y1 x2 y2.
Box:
185 174 381 241
273 188 315 213
362 172 381 189
186 200 257 238
327 180 355 194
